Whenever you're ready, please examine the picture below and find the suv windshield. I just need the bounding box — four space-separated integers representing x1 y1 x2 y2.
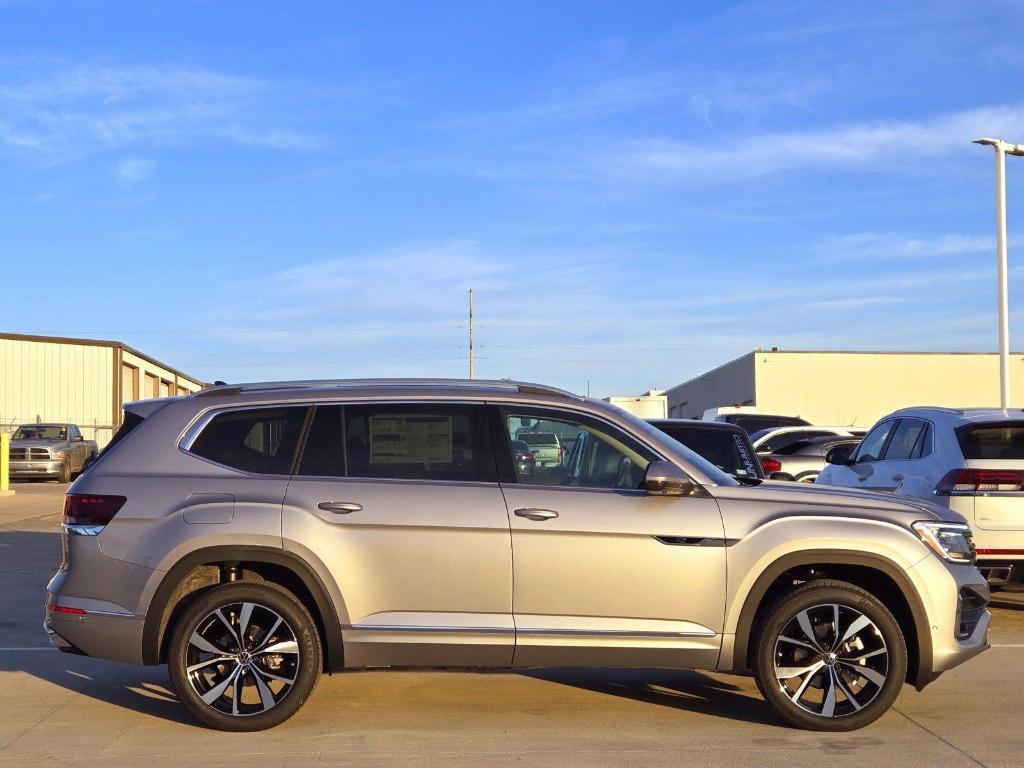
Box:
958 422 1024 460
13 425 66 440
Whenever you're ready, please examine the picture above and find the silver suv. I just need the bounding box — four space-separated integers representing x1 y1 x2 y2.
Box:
46 379 990 732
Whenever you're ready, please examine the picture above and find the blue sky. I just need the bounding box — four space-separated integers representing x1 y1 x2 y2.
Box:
2 1 1024 395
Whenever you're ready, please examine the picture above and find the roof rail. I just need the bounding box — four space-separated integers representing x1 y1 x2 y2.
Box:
194 378 582 400
890 406 966 416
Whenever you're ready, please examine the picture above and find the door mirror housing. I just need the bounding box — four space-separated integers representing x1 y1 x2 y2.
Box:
72 434 84 442
825 444 855 465
644 460 697 496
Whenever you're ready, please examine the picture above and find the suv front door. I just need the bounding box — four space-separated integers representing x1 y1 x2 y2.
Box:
282 402 513 667
493 405 726 669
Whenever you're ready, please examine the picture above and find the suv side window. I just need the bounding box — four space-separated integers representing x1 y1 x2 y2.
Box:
884 418 928 461
332 403 493 482
190 407 309 474
910 422 932 459
499 407 654 489
853 420 896 463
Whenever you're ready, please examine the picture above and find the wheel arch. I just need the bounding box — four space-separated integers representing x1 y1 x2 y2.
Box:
141 545 344 671
731 549 934 689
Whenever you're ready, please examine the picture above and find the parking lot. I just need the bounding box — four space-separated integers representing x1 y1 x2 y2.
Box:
0 482 1022 768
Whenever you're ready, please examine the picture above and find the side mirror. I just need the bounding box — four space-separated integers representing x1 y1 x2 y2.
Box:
825 445 855 465
644 460 697 497
72 435 84 442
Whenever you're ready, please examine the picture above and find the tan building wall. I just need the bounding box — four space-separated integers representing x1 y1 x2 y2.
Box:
666 351 1024 427
0 333 204 447
0 337 116 445
664 355 756 419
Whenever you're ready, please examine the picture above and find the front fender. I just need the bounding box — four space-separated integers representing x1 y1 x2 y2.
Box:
720 515 933 682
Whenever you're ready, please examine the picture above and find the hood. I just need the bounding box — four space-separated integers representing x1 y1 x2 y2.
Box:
10 438 66 450
711 479 967 525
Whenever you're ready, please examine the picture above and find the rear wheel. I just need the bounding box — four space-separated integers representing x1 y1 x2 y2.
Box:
168 582 322 731
752 580 907 731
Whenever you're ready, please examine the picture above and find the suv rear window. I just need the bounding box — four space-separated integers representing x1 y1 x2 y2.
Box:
190 407 308 474
957 422 1024 460
519 433 558 447
724 415 809 433
654 424 762 478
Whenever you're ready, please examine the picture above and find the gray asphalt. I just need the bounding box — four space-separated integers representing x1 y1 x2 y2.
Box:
1 482 1023 767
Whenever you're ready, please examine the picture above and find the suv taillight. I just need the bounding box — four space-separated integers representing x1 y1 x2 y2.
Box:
761 457 782 474
936 469 1024 495
63 494 126 526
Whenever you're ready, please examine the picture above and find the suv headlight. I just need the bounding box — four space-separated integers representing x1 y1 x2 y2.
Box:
912 521 976 564
51 450 66 460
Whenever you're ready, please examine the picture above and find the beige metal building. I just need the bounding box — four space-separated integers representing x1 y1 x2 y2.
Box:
602 390 668 419
0 332 204 447
665 350 1024 428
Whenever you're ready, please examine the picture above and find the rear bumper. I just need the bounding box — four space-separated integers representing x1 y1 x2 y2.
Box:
10 459 62 477
43 602 146 664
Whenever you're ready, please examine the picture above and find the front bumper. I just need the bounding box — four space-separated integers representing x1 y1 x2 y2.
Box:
908 553 991 687
10 459 62 477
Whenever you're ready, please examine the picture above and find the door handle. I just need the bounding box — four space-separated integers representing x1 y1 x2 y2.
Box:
514 508 559 521
317 501 362 514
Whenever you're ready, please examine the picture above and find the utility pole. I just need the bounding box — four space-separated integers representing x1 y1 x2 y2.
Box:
975 138 1024 410
468 288 475 380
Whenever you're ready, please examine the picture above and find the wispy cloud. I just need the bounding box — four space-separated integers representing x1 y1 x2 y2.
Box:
807 231 997 264
601 104 1024 183
113 156 154 185
0 62 320 159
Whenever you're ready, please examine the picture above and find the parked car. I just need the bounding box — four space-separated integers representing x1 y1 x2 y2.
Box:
701 407 810 434
750 426 865 455
515 431 563 467
647 419 764 480
9 423 97 482
509 438 536 475
817 406 1024 585
47 379 989 732
761 436 863 484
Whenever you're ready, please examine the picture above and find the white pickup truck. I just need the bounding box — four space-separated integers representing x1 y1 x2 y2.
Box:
8 423 98 482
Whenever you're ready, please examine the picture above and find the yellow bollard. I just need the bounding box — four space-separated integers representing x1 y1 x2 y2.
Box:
0 432 11 496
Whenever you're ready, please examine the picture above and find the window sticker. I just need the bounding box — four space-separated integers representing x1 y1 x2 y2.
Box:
369 415 453 464
733 433 757 477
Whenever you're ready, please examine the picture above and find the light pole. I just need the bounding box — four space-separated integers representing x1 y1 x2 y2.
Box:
975 137 1024 410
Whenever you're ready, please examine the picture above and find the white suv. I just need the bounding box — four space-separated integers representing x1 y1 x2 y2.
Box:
817 407 1024 584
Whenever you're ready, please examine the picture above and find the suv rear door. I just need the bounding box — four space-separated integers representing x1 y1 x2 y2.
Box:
492 404 725 670
281 402 513 667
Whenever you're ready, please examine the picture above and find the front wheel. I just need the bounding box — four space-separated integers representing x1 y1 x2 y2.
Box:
168 582 322 731
752 580 907 731
57 460 71 483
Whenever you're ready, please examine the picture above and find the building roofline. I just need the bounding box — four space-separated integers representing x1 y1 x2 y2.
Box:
0 331 205 387
664 351 754 395
748 349 1024 356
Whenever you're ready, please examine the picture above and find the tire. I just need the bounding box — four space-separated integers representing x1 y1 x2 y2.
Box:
751 579 907 731
57 460 71 483
168 582 322 731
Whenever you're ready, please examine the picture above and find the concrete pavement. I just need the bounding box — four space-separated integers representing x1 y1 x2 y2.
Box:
1 483 1022 767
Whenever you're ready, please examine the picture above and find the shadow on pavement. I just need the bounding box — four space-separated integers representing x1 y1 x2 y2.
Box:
0 653 195 725
524 667 778 725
